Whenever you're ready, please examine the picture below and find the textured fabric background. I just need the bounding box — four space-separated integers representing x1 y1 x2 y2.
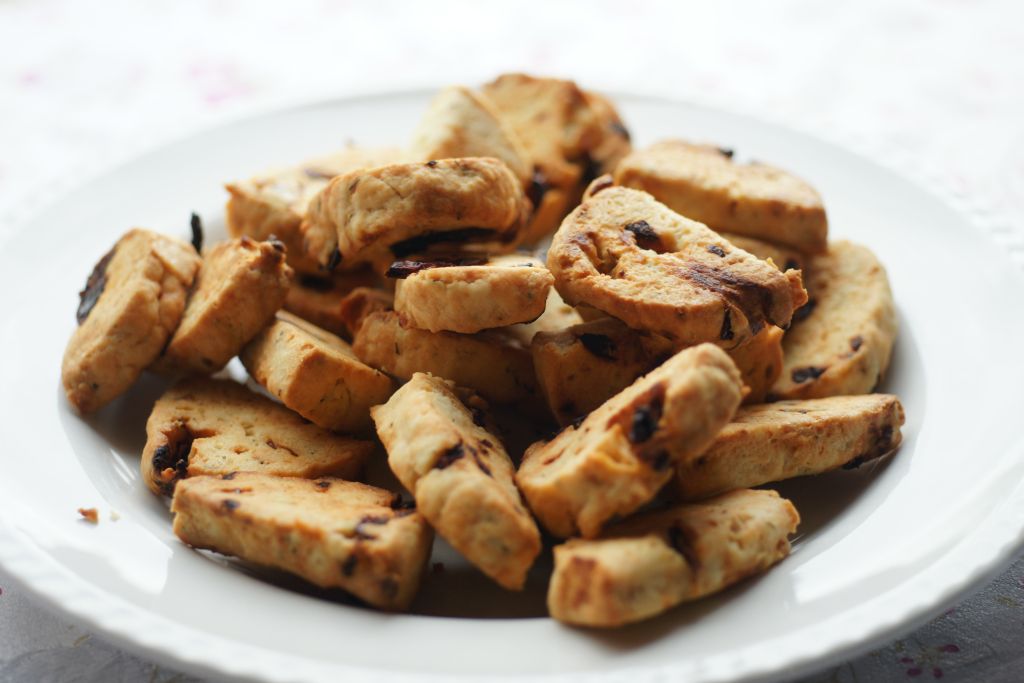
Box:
2 1 1023 681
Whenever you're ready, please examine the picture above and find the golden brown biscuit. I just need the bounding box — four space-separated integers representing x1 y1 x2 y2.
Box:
548 489 799 626
61 229 200 414
388 254 554 333
516 344 743 538
372 373 541 589
338 287 396 337
409 86 532 184
352 310 538 405
240 311 393 433
772 241 897 399
302 157 527 268
282 267 381 338
225 146 405 274
675 394 905 500
614 141 827 253
729 325 784 405
141 378 371 496
547 186 808 348
158 237 292 374
718 232 805 273
171 473 432 610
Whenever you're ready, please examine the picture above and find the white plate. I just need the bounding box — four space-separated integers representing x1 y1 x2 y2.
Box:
2 90 1024 683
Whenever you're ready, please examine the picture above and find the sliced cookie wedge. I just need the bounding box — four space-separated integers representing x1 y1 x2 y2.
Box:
481 73 630 244
675 394 904 500
547 186 807 348
283 267 381 338
372 373 541 589
772 240 897 399
388 254 554 333
352 310 538 404
171 473 432 610
409 85 532 184
516 343 743 538
240 311 393 433
141 378 371 496
338 287 396 338
158 237 293 374
614 141 828 253
303 157 527 268
62 229 200 414
729 325 784 405
226 146 405 274
548 489 799 627
718 232 805 273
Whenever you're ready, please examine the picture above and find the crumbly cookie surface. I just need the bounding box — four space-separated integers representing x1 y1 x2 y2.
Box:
226 146 405 274
158 237 292 374
772 240 897 399
614 141 827 253
241 311 393 433
141 377 371 496
547 489 799 626
516 343 743 538
675 394 905 499
547 186 807 348
303 157 527 267
61 229 200 414
171 472 432 610
409 86 532 185
372 373 541 589
352 310 539 405
390 254 554 333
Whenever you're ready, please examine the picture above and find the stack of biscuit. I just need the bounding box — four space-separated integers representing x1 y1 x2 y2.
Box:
60 73 904 628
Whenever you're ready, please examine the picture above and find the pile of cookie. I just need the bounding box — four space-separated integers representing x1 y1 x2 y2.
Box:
60 73 904 628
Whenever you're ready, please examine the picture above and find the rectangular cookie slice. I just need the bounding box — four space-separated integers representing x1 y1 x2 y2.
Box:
171 473 433 610
372 373 541 589
547 489 799 627
158 237 292 375
352 310 539 405
614 140 827 253
675 394 905 500
240 311 394 433
140 377 372 496
516 343 743 538
225 146 405 274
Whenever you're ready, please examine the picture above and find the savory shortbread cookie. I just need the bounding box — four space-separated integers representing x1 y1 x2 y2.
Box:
389 254 554 333
62 229 201 414
719 232 805 273
409 86 532 184
372 374 541 589
547 186 808 348
547 489 799 626
159 237 292 374
772 241 897 399
531 317 672 426
302 157 527 268
240 312 393 433
481 73 630 244
226 146 405 274
614 141 828 253
283 268 380 338
141 378 371 496
352 310 538 404
516 344 743 538
171 473 432 610
675 394 905 500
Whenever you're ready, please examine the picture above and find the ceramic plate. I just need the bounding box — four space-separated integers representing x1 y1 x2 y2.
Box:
2 91 1024 683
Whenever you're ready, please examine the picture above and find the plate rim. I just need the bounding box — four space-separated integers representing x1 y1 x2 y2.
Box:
2 87 1023 683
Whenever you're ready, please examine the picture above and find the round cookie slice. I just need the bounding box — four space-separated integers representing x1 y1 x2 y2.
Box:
771 240 897 399
387 254 554 333
547 186 808 348
302 157 527 268
61 228 200 414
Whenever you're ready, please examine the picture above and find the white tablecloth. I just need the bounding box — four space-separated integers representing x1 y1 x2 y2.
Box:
2 1 1023 680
